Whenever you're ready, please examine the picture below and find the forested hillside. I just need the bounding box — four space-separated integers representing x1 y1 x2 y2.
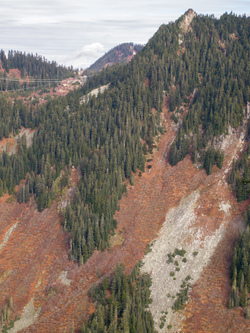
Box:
0 50 74 91
0 9 249 264
227 123 250 317
166 13 249 171
0 33 166 263
228 208 250 314
84 43 143 75
228 121 250 202
0 10 249 332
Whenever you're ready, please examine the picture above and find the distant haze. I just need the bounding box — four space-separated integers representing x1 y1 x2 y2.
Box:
1 0 249 69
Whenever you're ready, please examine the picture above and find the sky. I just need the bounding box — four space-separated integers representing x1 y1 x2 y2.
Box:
1 0 249 69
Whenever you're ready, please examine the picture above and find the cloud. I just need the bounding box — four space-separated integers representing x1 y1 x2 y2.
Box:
75 43 105 58
61 43 105 69
17 16 58 25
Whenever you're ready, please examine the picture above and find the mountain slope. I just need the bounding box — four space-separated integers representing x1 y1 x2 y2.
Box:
0 9 249 333
0 95 248 332
83 42 143 75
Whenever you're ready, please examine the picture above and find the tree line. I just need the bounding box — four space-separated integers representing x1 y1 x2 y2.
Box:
0 49 74 91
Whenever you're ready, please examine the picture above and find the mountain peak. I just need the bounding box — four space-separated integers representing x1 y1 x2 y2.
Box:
186 8 196 15
84 43 143 75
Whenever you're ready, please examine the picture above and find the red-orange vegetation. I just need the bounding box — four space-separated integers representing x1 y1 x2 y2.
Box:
0 136 15 154
181 203 249 333
0 97 248 332
144 78 150 87
9 68 21 79
88 303 96 316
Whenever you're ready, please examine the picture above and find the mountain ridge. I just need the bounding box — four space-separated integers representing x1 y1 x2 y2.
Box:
83 42 143 75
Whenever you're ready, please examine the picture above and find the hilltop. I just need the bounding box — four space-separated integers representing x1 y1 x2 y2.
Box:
83 42 143 75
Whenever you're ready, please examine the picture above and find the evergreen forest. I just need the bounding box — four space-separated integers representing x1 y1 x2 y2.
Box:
0 11 249 264
81 263 154 333
0 11 249 330
228 207 250 317
85 43 143 75
0 50 74 91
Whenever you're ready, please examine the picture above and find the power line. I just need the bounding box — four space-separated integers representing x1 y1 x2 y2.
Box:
0 82 56 93
0 87 47 92
0 77 63 83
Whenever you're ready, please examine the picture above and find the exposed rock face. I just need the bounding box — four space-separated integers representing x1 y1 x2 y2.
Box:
79 84 110 104
179 9 197 45
8 298 41 333
141 190 230 332
180 9 197 33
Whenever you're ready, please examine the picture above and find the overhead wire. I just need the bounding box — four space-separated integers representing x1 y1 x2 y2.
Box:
0 77 64 83
0 75 68 92
0 74 83 92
